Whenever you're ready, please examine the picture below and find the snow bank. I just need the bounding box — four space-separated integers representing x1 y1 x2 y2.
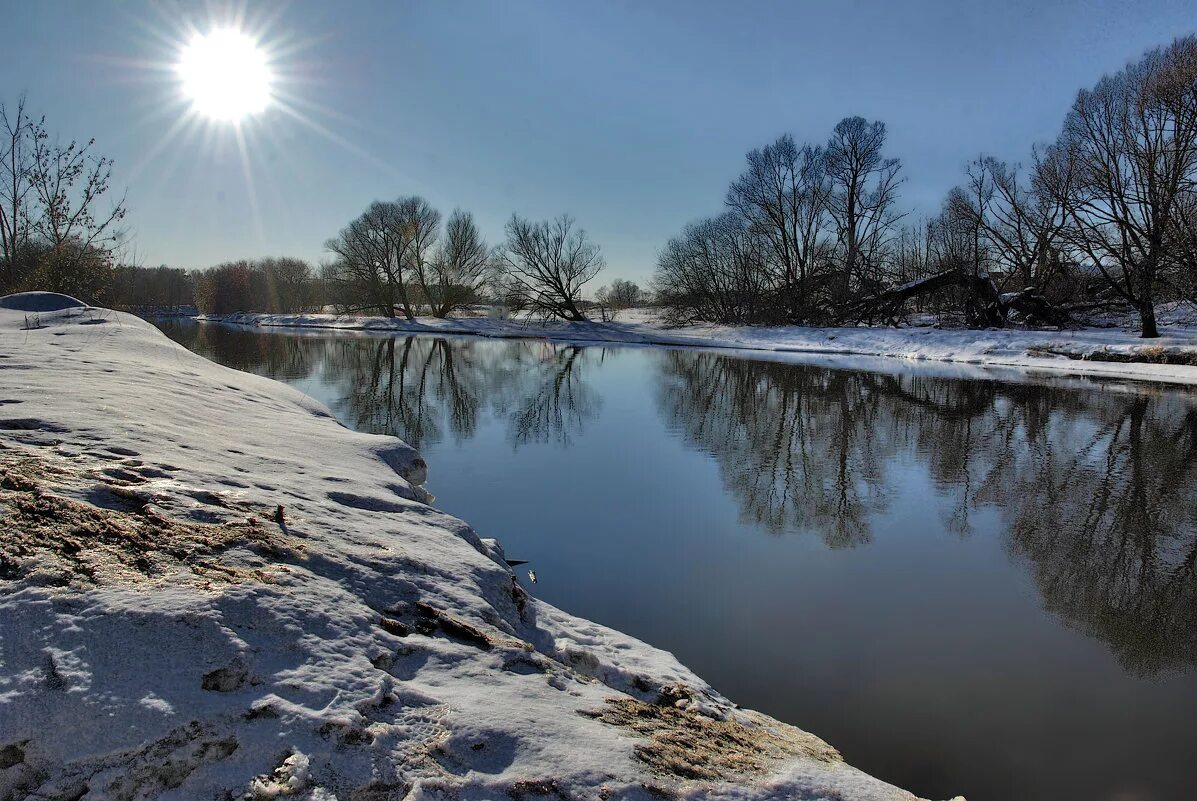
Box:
205 309 1197 386
0 295 928 800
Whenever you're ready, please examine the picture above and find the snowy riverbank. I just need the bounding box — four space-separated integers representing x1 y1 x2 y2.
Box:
204 308 1197 386
0 294 929 800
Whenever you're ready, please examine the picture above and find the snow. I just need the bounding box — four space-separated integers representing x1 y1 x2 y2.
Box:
0 295 930 801
202 307 1197 386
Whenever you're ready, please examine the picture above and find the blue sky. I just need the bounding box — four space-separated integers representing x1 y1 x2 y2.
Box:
4 0 1195 283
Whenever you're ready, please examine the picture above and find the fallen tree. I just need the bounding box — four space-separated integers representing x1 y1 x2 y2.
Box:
838 270 1071 328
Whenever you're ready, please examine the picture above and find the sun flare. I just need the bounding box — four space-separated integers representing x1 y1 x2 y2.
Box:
178 28 272 122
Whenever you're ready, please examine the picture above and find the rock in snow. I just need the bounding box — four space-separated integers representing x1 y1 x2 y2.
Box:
0 296 930 800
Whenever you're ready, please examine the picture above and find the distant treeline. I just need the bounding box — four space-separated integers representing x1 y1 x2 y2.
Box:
107 265 194 312
193 258 320 315
6 35 1195 334
100 260 321 316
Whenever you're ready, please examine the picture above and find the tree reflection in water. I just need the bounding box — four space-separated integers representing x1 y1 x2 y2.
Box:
163 322 601 451
657 352 894 547
325 336 486 448
656 350 1197 675
179 320 318 378
158 321 1196 676
491 343 600 446
325 336 601 449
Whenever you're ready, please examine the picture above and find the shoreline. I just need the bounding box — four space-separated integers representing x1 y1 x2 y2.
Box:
201 310 1197 386
1 297 928 800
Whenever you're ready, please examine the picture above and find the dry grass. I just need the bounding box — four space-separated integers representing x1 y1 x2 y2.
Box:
1029 344 1197 365
0 450 297 588
581 689 840 782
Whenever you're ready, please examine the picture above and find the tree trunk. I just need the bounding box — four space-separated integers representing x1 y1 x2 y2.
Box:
562 299 586 321
838 269 1008 328
1138 300 1159 338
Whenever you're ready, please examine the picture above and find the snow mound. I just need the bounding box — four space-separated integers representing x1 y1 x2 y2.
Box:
0 291 87 312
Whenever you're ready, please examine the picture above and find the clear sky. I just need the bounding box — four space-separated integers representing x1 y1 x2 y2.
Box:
4 0 1195 283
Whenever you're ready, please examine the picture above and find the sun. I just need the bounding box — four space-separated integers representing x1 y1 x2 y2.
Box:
178 28 272 122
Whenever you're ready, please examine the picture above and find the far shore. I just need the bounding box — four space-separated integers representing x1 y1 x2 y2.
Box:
192 307 1197 386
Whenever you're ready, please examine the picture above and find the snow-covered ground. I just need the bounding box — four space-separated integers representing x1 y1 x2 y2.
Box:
204 306 1197 386
0 294 930 801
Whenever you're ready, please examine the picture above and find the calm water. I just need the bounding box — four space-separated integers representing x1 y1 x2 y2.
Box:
156 319 1197 801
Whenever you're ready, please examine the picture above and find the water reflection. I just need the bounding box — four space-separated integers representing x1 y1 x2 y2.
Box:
1002 395 1197 676
500 345 601 446
169 323 600 449
178 319 318 377
327 336 485 447
656 350 1197 675
657 353 892 547
165 323 1197 674
158 320 1197 799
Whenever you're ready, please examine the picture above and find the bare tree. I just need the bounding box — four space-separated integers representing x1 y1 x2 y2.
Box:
725 134 829 322
325 200 415 318
824 117 904 302
953 155 1069 290
326 198 492 319
652 120 907 325
31 121 127 257
1042 36 1197 337
0 97 127 298
938 186 989 278
596 278 642 310
654 213 772 324
424 209 490 317
892 221 934 289
0 97 35 285
1174 190 1197 300
496 214 604 320
395 196 442 315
